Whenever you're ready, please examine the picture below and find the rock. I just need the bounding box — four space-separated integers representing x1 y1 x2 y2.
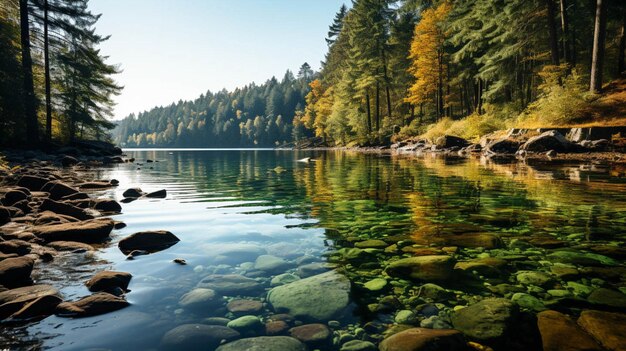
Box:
79 182 113 189
227 315 264 335
8 294 63 320
0 239 31 255
0 285 60 319
354 239 387 249
227 299 263 315
213 244 268 265
254 255 292 273
267 270 350 322
93 199 122 213
516 271 556 288
270 273 300 287
0 256 34 288
379 328 466 351
363 278 387 291
451 298 518 346
440 233 503 249
418 283 454 301
297 262 333 278
587 288 626 309
485 139 521 154
197 274 264 296
179 288 223 309
86 271 132 292
61 156 79 167
34 211 77 225
521 130 573 152
385 255 456 281
215 336 306 351
0 206 10 225
577 310 626 351
122 188 143 198
395 310 418 324
47 241 94 252
511 293 546 311
204 317 231 326
548 251 619 266
537 310 602 351
160 324 240 351
289 323 331 348
266 320 290 335
34 218 114 243
55 292 129 317
118 230 180 254
546 150 558 158
145 189 166 198
1 190 29 207
17 175 49 191
39 198 93 220
454 257 507 277
45 182 79 200
435 135 470 149
340 340 377 351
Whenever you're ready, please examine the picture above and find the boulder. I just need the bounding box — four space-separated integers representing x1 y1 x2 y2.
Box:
34 218 114 243
8 294 63 321
340 340 377 351
289 323 332 349
178 288 223 309
34 211 77 225
0 256 34 288
385 255 456 281
537 310 602 351
0 284 60 319
379 328 466 351
39 198 93 220
451 298 518 346
1 190 29 207
227 315 264 335
215 336 306 351
160 324 240 351
435 135 470 149
520 131 574 152
267 270 350 321
227 299 263 315
61 156 79 167
0 206 10 225
577 310 626 351
17 175 49 191
79 182 113 189
254 255 292 273
55 292 129 317
516 271 556 288
145 189 166 198
122 188 143 198
0 239 32 255
587 288 626 309
86 271 132 292
45 182 79 200
47 241 94 252
485 139 522 154
197 274 264 296
93 199 122 213
118 230 180 254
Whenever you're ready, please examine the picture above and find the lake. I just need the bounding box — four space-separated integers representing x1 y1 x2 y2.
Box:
9 149 626 350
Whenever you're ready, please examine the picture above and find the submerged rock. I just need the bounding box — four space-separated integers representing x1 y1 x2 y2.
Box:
520 131 574 152
537 310 602 351
122 188 144 198
39 198 93 220
379 328 466 351
179 288 223 309
267 270 350 322
197 274 264 296
55 292 129 317
385 255 456 281
227 315 264 335
215 336 306 351
0 256 34 288
577 310 626 351
289 323 332 349
34 218 114 243
118 230 180 254
451 298 518 346
227 299 263 315
160 324 240 351
85 271 132 292
254 255 292 273
0 284 60 320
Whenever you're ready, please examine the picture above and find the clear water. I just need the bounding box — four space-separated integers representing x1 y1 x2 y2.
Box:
8 150 626 350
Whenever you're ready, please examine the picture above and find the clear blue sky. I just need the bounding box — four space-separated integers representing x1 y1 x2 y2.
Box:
89 0 346 120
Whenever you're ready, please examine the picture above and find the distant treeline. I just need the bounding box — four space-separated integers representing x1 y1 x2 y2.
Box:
112 65 314 148
0 0 121 147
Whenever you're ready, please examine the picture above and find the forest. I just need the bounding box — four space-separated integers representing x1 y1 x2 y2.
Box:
0 0 121 147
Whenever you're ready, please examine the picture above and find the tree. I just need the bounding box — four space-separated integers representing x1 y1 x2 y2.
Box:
590 0 607 92
326 4 347 46
19 0 39 144
297 62 314 80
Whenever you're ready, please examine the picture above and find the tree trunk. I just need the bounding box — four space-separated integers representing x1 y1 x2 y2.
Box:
437 52 444 120
44 0 52 142
618 10 625 75
590 0 607 93
366 92 372 133
545 0 561 65
375 82 380 131
19 0 39 144
559 0 572 64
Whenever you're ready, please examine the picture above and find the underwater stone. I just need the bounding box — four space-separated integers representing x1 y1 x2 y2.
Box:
254 255 292 273
227 315 264 335
537 310 602 351
270 273 300 287
451 298 518 346
379 328 466 351
577 310 626 351
385 255 456 281
363 278 387 291
511 293 547 311
161 324 240 351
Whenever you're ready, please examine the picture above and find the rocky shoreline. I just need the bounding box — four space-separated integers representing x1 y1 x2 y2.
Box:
2 145 626 351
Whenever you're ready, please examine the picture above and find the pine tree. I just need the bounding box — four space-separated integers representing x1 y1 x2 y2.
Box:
326 4 347 46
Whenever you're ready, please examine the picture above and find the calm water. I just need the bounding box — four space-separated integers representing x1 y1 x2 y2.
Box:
9 150 626 350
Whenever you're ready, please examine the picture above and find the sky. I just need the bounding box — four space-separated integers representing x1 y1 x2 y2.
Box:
89 0 346 120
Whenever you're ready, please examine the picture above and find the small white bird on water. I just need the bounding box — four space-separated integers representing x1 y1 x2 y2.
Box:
297 157 312 163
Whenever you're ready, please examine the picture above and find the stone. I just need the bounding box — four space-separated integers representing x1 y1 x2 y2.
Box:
1 190 29 207
395 310 418 324
537 310 602 351
439 233 503 249
266 320 290 335
267 270 350 321
8 294 63 320
227 299 263 314
45 182 79 200
379 328 466 351
213 244 267 265
55 292 129 317
354 239 387 249
578 310 626 351
385 255 456 281
122 188 143 198
435 135 470 148
511 293 546 311
78 182 112 189
47 241 94 252
34 218 114 243
516 271 556 288
145 189 166 198
297 262 333 277
0 256 34 288
227 315 264 335
160 324 240 351
485 139 521 154
340 340 377 351
179 288 223 309
254 255 292 273
118 230 180 254
289 323 331 348
454 257 507 277
86 271 132 292
93 199 122 213
0 239 31 255
270 273 300 287
363 278 387 291
521 131 573 152
17 175 48 191
451 298 518 346
0 206 10 225
197 274 264 296
587 288 626 309
61 156 79 167
215 336 306 351
419 283 455 301
0 285 60 319
39 198 92 220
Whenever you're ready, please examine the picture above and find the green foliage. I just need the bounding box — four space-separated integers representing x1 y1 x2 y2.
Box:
421 112 506 142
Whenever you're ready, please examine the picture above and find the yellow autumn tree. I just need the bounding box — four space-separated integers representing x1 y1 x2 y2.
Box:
406 2 452 118
303 79 334 140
